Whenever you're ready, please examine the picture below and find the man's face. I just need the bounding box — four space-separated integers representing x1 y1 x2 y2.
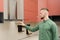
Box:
39 10 48 18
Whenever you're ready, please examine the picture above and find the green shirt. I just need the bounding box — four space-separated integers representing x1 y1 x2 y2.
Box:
25 19 59 40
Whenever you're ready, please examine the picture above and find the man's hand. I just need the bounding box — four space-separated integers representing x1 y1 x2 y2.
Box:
16 21 26 26
20 22 26 26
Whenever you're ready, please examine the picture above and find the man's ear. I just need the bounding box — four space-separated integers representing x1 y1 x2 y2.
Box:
45 11 48 15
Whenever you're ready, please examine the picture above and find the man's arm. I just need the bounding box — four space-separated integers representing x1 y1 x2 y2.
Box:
19 21 42 32
51 23 59 40
25 23 39 32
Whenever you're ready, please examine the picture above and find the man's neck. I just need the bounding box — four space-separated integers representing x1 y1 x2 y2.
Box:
44 16 49 21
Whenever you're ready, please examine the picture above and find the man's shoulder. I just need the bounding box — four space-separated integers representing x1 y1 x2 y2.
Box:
36 21 43 26
47 19 55 25
49 19 57 26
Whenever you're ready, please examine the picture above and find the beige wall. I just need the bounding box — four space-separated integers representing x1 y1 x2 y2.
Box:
4 0 8 19
17 0 24 20
4 0 24 20
9 0 16 19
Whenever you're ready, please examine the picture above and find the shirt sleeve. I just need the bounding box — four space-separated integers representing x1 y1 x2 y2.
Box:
51 23 59 40
25 22 43 32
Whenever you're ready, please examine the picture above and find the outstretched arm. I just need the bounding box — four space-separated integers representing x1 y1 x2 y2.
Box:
25 24 39 32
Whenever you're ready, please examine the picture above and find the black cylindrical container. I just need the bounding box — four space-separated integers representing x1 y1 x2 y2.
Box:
26 24 30 35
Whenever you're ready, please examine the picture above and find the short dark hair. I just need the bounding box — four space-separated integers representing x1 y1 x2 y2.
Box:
40 8 49 11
